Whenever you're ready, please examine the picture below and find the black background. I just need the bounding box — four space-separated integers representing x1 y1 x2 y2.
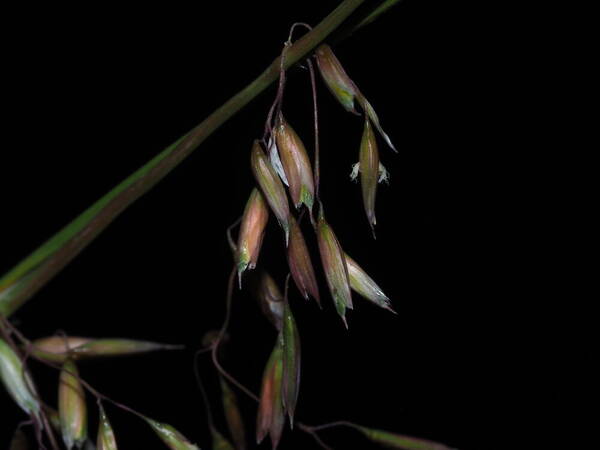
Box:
0 1 590 449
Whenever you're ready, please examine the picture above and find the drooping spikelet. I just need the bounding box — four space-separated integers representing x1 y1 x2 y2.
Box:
274 113 315 211
316 209 353 328
236 188 269 285
252 271 284 331
314 44 359 114
31 336 182 363
144 417 200 450
96 404 117 450
281 299 301 426
0 339 41 422
220 376 246 450
344 253 394 313
256 339 284 449
287 216 320 305
59 359 87 449
250 140 291 244
315 44 397 152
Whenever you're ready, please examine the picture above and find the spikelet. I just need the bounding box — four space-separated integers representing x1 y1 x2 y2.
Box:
287 217 320 305
31 336 181 362
281 299 301 426
250 140 290 244
356 426 456 450
316 210 353 328
0 339 41 421
345 254 394 313
96 404 117 450
236 188 269 285
314 44 359 114
219 376 246 450
144 417 200 450
256 338 284 449
252 271 284 331
274 113 315 211
59 359 87 449
315 44 396 151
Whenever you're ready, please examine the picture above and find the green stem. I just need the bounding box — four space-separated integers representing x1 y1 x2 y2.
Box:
0 0 367 318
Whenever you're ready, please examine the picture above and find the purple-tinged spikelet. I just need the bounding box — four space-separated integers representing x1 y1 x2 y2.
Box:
274 113 315 212
250 140 290 244
256 339 284 449
316 210 353 328
287 217 320 305
315 44 359 114
236 188 269 285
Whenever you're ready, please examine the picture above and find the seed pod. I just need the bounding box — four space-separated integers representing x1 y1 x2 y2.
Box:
252 271 284 330
359 118 379 236
281 300 301 426
317 211 353 328
287 217 320 305
236 188 269 285
31 337 181 362
97 404 117 450
59 359 87 449
256 338 284 449
344 254 395 313
250 140 290 244
219 376 246 450
274 113 315 211
9 427 29 450
356 426 455 450
144 417 200 450
0 339 41 420
314 44 359 114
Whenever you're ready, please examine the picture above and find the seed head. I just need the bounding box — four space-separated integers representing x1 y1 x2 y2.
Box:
345 254 395 313
59 359 87 449
250 140 290 244
287 217 320 305
316 210 353 328
274 113 315 212
236 188 269 285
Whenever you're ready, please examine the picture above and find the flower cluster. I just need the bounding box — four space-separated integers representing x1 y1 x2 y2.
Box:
234 43 398 449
